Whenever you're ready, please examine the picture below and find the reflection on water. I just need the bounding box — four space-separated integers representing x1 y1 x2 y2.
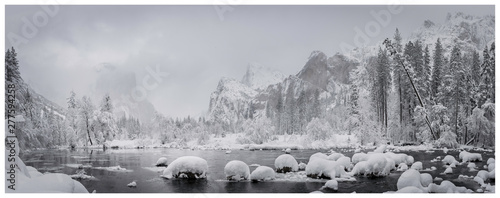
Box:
20 148 494 193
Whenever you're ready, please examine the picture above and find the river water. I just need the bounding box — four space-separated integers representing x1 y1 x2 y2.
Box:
20 148 494 193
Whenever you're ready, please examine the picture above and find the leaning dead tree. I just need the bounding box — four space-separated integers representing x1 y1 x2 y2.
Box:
383 38 437 140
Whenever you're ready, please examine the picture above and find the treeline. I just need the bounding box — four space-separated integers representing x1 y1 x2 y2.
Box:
349 28 495 147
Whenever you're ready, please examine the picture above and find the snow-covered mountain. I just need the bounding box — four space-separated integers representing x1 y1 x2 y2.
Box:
408 12 495 55
241 62 286 90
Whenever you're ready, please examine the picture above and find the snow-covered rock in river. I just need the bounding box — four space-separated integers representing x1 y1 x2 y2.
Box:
250 166 275 181
419 173 433 187
162 156 208 179
487 158 495 165
488 163 495 172
327 152 344 161
127 181 137 187
467 162 477 171
298 162 307 170
274 154 299 173
459 151 482 162
306 157 348 179
427 180 473 193
373 144 387 153
155 157 168 167
397 169 424 190
336 156 352 171
410 161 423 171
442 155 459 165
397 163 408 172
443 167 453 174
352 153 369 164
323 180 338 190
395 186 425 193
476 170 490 181
309 152 329 161
224 160 250 181
285 148 292 154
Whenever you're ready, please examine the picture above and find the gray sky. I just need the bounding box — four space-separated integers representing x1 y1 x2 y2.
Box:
5 5 494 118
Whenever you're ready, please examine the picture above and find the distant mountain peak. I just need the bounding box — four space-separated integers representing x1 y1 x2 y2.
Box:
241 62 286 90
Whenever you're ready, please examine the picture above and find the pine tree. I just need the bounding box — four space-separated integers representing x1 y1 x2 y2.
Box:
373 47 391 130
79 96 95 145
431 38 445 103
100 93 113 112
479 45 493 107
5 47 22 83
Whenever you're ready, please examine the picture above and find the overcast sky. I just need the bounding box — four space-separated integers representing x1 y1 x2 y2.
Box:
5 5 494 118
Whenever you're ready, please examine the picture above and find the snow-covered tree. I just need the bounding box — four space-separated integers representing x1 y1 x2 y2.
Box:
306 117 332 141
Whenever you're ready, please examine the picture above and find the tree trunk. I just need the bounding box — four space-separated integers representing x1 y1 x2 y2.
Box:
86 117 93 145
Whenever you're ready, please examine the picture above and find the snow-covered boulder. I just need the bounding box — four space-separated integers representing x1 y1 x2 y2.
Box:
373 144 387 153
350 161 369 176
410 162 423 171
443 167 453 174
327 152 344 161
250 166 275 181
397 163 408 172
336 156 352 171
323 180 338 190
420 173 432 187
155 157 168 167
427 180 473 193
467 162 477 171
397 169 423 190
298 162 307 170
127 181 137 187
274 154 298 173
309 152 329 161
406 155 414 165
459 151 482 162
488 163 495 172
442 155 458 165
352 153 369 164
476 170 489 181
487 158 495 165
162 156 208 179
364 153 391 176
14 173 89 193
488 169 495 179
385 152 411 165
224 160 250 181
305 158 347 179
285 148 292 154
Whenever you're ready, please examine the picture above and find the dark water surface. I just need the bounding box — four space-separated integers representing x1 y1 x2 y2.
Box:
20 148 494 193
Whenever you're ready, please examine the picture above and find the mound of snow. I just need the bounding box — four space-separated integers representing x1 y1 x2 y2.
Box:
305 158 347 179
336 156 352 171
327 152 344 161
373 144 387 153
385 152 413 165
427 180 473 193
156 157 168 167
127 181 137 187
250 166 275 181
420 173 432 187
298 162 307 170
93 165 132 172
323 180 338 190
406 156 414 165
350 161 369 176
162 156 208 179
309 152 329 161
397 169 423 190
442 155 458 165
352 153 369 164
397 163 408 171
459 151 482 162
474 176 485 185
443 167 453 174
364 153 392 176
487 158 495 165
274 154 299 173
488 163 495 172
476 170 489 181
14 173 89 193
285 148 291 154
224 160 250 181
467 163 477 171
410 161 423 170
488 169 495 179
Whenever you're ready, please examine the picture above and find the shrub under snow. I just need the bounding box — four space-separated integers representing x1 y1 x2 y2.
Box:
250 166 275 181
274 154 299 173
224 160 250 181
162 156 208 179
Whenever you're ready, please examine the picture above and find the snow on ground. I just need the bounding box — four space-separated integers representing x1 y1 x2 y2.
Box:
7 158 89 193
250 166 275 181
63 163 92 169
162 156 208 179
427 180 473 193
155 157 168 166
224 160 250 181
274 154 299 173
459 151 483 162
